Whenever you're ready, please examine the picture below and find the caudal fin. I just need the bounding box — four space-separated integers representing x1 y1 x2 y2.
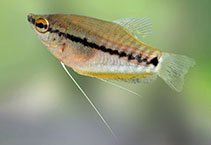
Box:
158 52 195 92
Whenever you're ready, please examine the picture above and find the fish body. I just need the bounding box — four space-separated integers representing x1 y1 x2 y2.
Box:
27 14 194 92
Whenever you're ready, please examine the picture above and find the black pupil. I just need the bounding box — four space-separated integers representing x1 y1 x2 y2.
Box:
36 22 47 29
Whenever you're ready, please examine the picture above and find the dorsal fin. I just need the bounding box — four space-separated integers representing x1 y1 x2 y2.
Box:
113 17 152 39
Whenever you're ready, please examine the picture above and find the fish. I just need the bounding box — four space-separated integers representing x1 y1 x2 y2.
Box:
27 14 195 92
27 14 195 140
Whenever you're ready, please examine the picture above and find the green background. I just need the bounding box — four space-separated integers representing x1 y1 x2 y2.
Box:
0 0 210 144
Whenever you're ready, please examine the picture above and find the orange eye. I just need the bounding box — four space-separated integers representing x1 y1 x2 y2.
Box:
35 18 49 33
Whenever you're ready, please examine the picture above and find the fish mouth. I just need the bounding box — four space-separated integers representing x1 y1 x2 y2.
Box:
27 13 35 24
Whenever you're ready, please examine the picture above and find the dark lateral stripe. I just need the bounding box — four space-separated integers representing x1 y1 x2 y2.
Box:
147 57 159 66
27 16 36 24
27 15 159 66
48 28 158 66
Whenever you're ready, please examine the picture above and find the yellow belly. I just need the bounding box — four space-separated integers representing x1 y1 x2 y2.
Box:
74 69 152 80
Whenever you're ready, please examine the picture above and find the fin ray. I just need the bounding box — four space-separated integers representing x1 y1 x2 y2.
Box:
99 79 142 98
60 62 118 141
158 53 195 92
113 17 152 39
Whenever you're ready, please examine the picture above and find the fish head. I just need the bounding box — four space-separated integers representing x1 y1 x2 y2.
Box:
27 14 52 45
27 13 67 57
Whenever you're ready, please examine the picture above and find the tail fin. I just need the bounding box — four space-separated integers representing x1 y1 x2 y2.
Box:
157 52 195 92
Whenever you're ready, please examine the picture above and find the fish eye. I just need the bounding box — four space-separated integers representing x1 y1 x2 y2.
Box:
35 18 49 33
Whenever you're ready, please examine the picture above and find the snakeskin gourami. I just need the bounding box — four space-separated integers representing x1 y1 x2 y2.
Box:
27 14 195 92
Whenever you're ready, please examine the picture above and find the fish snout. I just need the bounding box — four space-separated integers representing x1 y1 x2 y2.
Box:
27 13 35 24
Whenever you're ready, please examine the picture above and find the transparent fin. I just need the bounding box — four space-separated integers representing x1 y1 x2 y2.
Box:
60 63 118 141
99 79 142 98
113 17 152 39
158 53 195 92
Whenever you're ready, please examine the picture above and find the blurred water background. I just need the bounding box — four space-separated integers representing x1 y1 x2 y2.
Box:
0 0 210 145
